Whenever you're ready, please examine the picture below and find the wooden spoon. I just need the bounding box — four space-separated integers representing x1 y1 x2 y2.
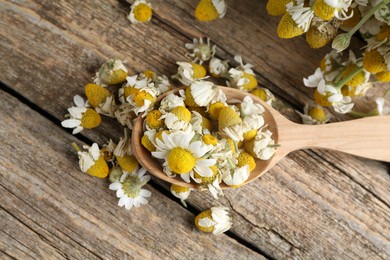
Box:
132 86 390 188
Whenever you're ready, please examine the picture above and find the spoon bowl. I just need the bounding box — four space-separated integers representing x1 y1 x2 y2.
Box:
132 86 390 188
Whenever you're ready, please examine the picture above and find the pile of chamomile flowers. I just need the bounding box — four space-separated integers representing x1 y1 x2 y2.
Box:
267 0 390 120
126 0 227 24
61 37 279 235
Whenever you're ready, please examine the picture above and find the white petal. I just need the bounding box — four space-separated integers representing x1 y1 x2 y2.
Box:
61 119 81 128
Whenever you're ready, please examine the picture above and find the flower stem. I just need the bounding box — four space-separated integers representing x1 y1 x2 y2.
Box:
348 110 379 118
71 142 81 152
347 0 390 36
334 66 363 89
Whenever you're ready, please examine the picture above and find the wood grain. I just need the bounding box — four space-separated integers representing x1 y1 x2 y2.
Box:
1 0 389 259
0 90 264 259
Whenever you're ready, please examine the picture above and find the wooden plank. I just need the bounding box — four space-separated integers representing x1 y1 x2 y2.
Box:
1 0 389 258
0 89 263 259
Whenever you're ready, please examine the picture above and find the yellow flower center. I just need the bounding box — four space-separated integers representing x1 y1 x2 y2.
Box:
306 24 335 49
313 0 336 21
86 156 109 178
195 210 214 233
108 69 128 85
340 64 365 87
192 63 207 79
250 88 267 102
376 25 390 41
134 91 156 107
218 106 242 130
202 134 218 146
85 83 111 108
363 49 387 74
142 134 156 152
133 3 153 22
185 87 198 107
243 129 257 141
171 184 190 193
167 147 196 174
116 155 139 173
194 166 218 185
313 90 332 107
195 0 219 22
375 71 390 82
81 108 102 129
237 151 256 172
277 13 304 39
266 0 292 16
208 102 225 120
241 73 258 91
146 110 164 130
309 107 326 122
171 106 191 122
124 86 139 99
143 70 155 79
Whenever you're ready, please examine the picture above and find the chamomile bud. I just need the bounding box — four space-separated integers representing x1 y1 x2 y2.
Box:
332 33 351 53
170 184 192 207
128 0 153 24
266 0 292 16
62 107 101 134
195 0 227 22
95 58 128 85
195 206 232 234
76 143 109 178
277 12 305 38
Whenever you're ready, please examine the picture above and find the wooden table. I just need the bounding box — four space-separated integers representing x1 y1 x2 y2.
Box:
1 1 389 259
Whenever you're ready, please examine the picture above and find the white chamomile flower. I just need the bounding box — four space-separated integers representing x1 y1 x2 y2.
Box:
159 92 185 114
128 0 153 24
75 143 109 178
296 104 332 125
109 167 151 210
245 129 277 160
304 67 324 88
189 80 218 107
61 106 101 134
332 96 354 114
162 106 192 131
195 0 227 22
127 84 158 116
185 37 216 64
209 57 229 77
152 130 216 183
173 62 207 86
228 56 258 91
286 0 314 32
192 166 223 199
170 184 192 207
222 164 250 187
195 206 232 235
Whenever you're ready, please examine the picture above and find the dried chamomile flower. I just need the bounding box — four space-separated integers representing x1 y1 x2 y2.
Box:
195 0 227 22
236 151 256 172
375 70 390 82
95 58 128 86
228 55 258 91
222 164 250 188
125 78 158 115
363 47 390 74
193 166 223 199
114 103 137 129
109 167 151 210
218 106 244 141
209 57 229 78
244 129 277 160
313 0 353 21
141 129 157 152
250 87 275 105
163 106 192 131
296 104 332 124
145 109 164 130
85 83 116 117
61 104 101 134
74 143 109 178
286 0 314 32
306 18 340 49
158 92 185 114
152 130 216 183
266 0 293 16
195 206 232 234
185 38 216 64
173 62 207 86
277 11 305 38
186 80 218 107
171 184 192 207
128 0 153 24
114 130 139 173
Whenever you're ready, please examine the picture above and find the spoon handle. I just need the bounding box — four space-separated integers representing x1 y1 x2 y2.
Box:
277 115 390 162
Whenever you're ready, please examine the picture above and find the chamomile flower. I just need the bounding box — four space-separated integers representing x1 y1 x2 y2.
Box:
195 206 232 235
228 56 258 91
244 129 277 160
173 62 207 86
222 164 250 188
85 83 116 117
114 103 137 129
95 59 128 86
61 106 101 134
145 109 164 130
266 0 292 16
195 0 227 22
236 151 256 172
250 87 275 105
240 96 265 137
363 46 390 74
163 106 192 131
127 85 158 115
170 184 192 207
296 104 332 124
185 38 216 64
332 95 354 113
187 80 218 107
128 0 153 24
193 166 223 199
158 92 185 114
209 57 229 77
306 18 339 49
114 130 139 173
109 167 151 210
191 111 213 134
313 0 353 21
152 130 216 183
218 106 244 141
76 143 109 178
277 12 305 38
286 0 314 32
